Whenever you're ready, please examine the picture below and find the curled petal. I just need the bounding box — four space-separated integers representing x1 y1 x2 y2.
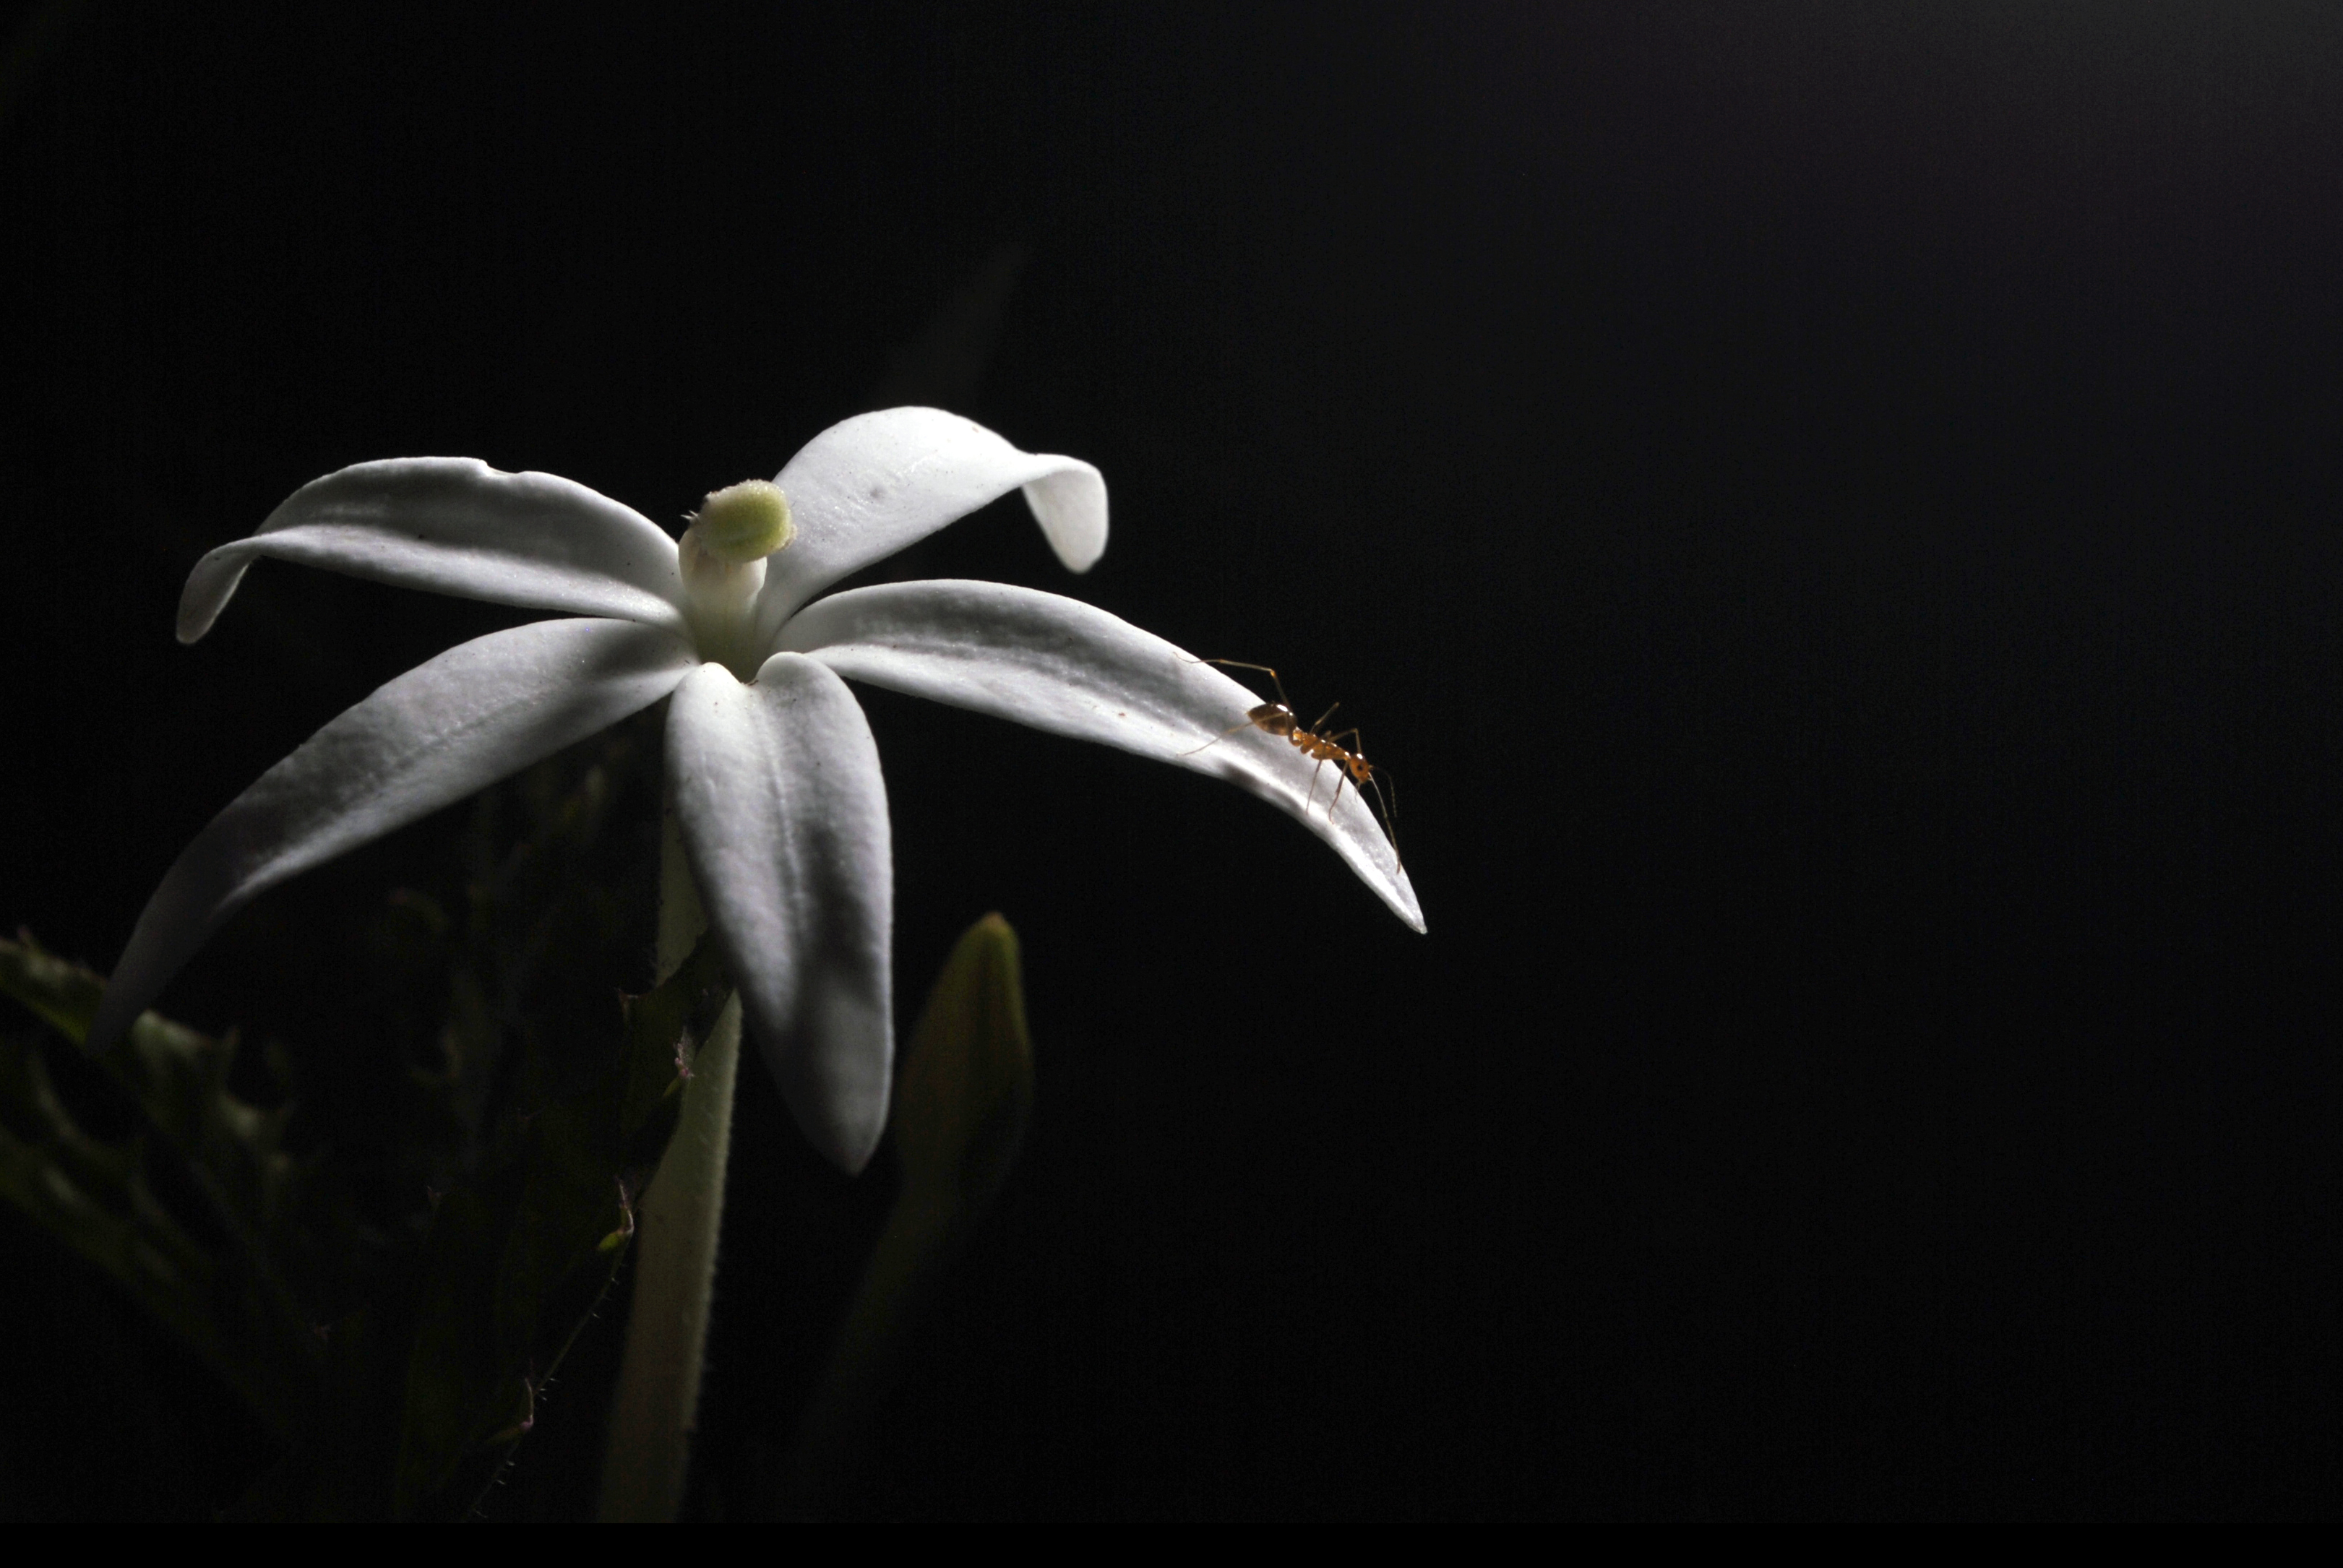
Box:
753 408 1106 643
666 655 895 1173
90 619 698 1051
179 459 689 643
783 580 1425 932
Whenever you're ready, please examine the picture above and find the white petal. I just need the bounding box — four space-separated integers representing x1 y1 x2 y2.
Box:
783 580 1426 932
666 655 895 1173
90 619 698 1051
179 458 689 644
752 408 1106 644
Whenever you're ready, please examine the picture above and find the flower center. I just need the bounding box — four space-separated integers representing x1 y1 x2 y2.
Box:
691 479 796 563
680 480 796 675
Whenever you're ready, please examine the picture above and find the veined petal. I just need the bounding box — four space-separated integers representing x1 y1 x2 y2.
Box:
752 408 1106 644
666 655 895 1173
179 459 689 644
783 580 1426 932
90 619 698 1051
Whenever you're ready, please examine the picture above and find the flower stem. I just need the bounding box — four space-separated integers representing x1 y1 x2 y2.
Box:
598 808 740 1522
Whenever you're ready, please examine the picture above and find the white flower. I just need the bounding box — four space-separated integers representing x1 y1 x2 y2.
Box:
89 408 1424 1171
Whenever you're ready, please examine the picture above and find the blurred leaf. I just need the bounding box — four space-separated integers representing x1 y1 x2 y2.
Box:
773 913 1034 1518
0 934 320 1439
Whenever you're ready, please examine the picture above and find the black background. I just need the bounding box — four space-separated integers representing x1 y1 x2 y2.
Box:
4 1 2341 1520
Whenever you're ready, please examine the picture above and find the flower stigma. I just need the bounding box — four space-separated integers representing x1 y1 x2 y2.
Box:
693 478 795 562
679 480 795 676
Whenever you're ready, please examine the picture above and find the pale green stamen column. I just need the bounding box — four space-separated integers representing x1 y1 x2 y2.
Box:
599 479 794 1522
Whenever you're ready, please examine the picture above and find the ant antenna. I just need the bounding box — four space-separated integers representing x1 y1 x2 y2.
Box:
1205 658 1292 710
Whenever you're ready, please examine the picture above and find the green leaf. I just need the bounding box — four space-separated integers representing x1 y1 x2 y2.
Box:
0 934 319 1439
0 930 98 1041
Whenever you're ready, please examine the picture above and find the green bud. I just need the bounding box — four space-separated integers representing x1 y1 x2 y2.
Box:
773 915 1034 1516
893 913 1032 1206
689 479 796 564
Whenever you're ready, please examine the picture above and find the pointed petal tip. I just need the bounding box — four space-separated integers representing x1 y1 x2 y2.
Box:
757 1016 890 1176
1022 462 1106 574
739 1005 888 1175
176 547 249 644
822 1112 887 1177
787 581 1423 936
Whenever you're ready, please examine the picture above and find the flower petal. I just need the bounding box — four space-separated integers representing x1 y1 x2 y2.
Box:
179 458 689 644
666 655 895 1173
752 408 1106 643
783 580 1426 932
90 619 698 1051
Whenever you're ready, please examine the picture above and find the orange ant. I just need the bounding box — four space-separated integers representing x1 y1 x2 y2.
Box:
1186 660 1399 854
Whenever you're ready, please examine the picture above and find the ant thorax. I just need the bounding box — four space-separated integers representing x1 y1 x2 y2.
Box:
1192 658 1399 858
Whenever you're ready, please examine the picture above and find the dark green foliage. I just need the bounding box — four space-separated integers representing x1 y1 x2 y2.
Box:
387 931 726 1517
0 724 724 1519
234 929 727 1520
0 935 318 1439
5 712 1046 1519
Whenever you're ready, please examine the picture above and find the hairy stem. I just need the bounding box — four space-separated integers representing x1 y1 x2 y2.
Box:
597 809 740 1522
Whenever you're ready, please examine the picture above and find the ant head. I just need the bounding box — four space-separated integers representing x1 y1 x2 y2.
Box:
1248 701 1298 733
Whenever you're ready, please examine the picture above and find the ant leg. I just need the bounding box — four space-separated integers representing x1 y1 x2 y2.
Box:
1312 700 1344 731
1176 719 1259 758
1365 772 1401 858
1310 754 1339 818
